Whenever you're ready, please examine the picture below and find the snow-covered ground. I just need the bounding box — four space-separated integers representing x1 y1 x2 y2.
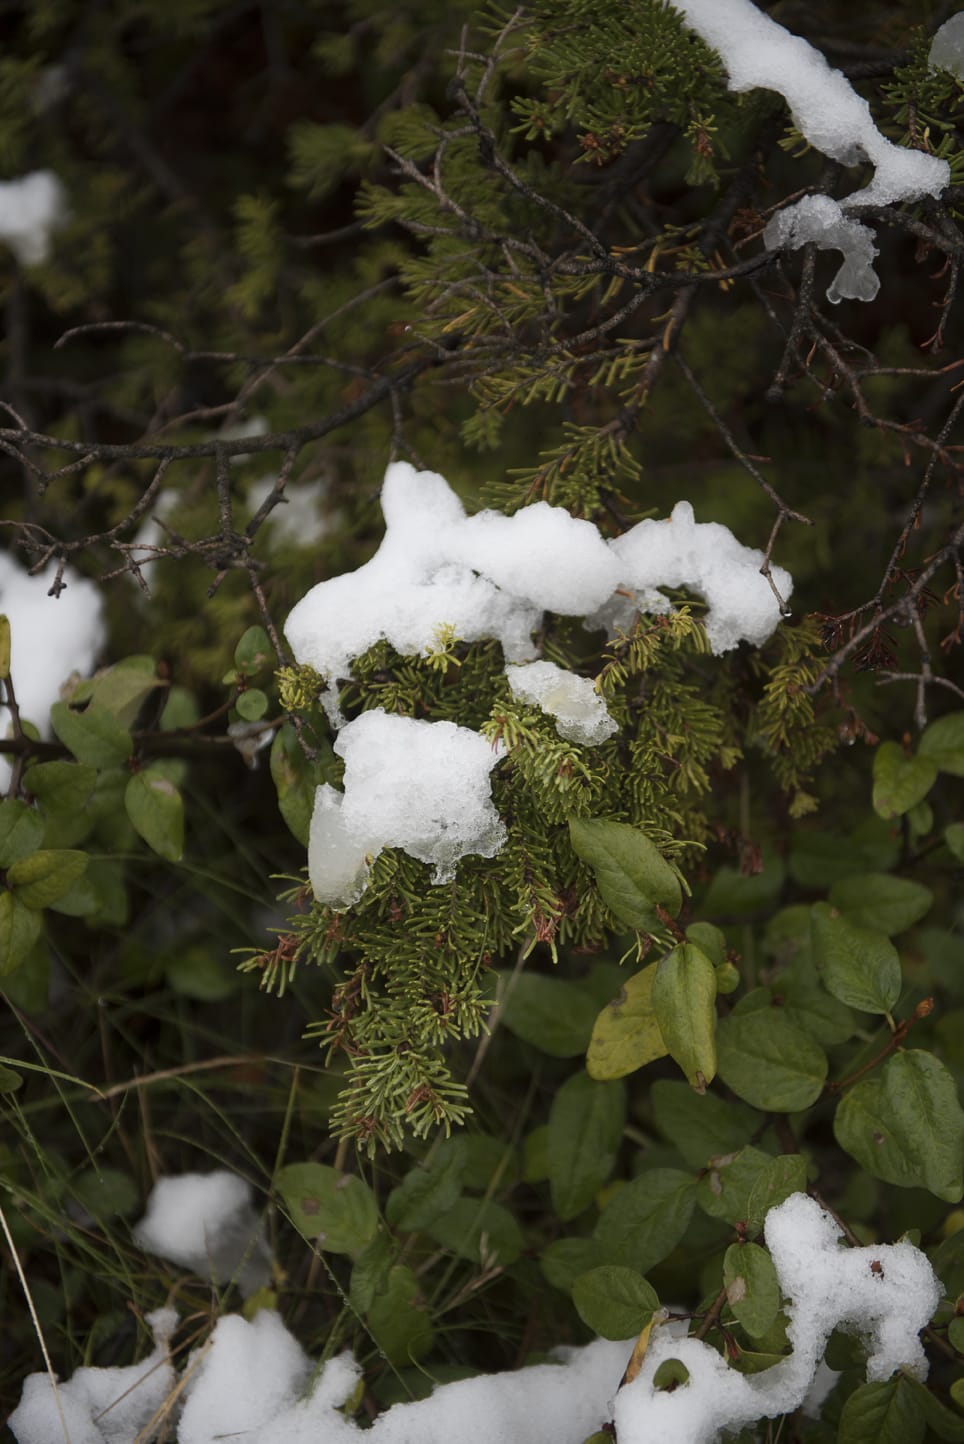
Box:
8 1175 941 1444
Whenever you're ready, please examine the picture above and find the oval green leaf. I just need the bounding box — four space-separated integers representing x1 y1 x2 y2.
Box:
716 1009 827 1111
0 890 43 975
651 943 717 1090
834 1049 964 1203
50 700 133 769
872 741 937 820
572 1265 659 1340
568 816 681 932
7 849 88 910
275 1162 378 1254
0 800 44 868
723 1242 780 1339
828 873 933 936
125 769 184 862
593 1168 695 1273
810 904 901 1015
498 972 595 1058
586 961 668 1081
24 761 98 817
548 1071 625 1221
919 711 964 778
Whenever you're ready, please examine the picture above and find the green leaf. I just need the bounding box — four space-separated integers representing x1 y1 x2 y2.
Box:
745 1155 808 1235
872 741 937 820
828 873 933 935
50 701 133 769
919 711 964 777
234 625 273 676
0 1062 22 1092
716 1008 827 1111
235 688 269 722
349 1231 393 1313
586 962 668 1080
810 904 901 1015
650 1080 757 1169
548 1072 625 1221
0 614 9 679
572 1265 659 1340
72 1167 139 1220
365 1264 434 1365
776 976 857 1047
835 1050 964 1203
568 817 681 932
24 761 98 817
651 943 717 1090
723 1242 780 1339
837 1377 925 1444
945 824 964 863
275 1163 378 1254
697 1147 773 1226
386 1137 467 1232
0 800 44 867
426 1196 523 1266
0 891 42 975
166 948 237 1001
541 1236 607 1293
124 769 184 862
270 722 334 846
701 852 785 919
498 972 594 1057
901 1376 964 1442
593 1168 695 1272
7 849 88 909
71 656 159 725
684 921 726 968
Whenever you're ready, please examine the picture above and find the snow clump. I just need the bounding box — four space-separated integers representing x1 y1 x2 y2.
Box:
0 552 105 788
8 1308 177 1444
133 1170 272 1296
308 709 507 908
612 1192 940 1444
673 0 950 303
286 461 792 907
0 170 67 265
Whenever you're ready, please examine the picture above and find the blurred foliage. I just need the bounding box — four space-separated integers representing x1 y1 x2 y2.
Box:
0 1 963 1439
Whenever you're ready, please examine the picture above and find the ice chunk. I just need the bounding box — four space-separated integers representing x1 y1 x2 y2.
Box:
674 0 950 301
506 660 617 745
609 500 791 653
309 709 507 907
930 14 964 78
8 1308 177 1444
763 194 880 304
133 1170 271 1296
0 171 67 265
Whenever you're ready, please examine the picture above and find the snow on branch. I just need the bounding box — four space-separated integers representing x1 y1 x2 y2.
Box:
673 0 950 302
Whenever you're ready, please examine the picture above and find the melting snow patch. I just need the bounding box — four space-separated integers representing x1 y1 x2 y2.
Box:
506 660 618 745
930 13 964 78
